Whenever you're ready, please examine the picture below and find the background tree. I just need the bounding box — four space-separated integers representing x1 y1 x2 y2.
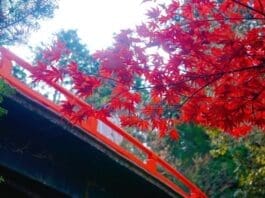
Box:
0 80 13 117
145 124 265 197
0 0 58 45
35 30 98 74
0 0 58 90
208 129 265 197
32 29 105 104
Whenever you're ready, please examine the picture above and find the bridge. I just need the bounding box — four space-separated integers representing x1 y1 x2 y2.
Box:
0 47 206 197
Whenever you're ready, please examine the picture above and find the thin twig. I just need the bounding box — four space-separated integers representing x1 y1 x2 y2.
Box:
233 0 265 17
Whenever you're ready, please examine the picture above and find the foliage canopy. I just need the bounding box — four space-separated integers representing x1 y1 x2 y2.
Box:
34 0 265 138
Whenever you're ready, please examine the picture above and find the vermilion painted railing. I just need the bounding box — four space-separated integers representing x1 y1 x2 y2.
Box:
0 47 206 198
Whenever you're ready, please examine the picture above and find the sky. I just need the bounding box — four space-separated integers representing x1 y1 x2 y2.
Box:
11 0 150 59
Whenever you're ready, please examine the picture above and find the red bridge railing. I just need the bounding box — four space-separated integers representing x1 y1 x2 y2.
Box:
0 47 206 198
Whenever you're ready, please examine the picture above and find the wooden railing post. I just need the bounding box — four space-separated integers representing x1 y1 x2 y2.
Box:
146 153 157 173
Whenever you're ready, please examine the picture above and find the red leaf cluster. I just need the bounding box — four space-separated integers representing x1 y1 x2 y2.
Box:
35 0 265 139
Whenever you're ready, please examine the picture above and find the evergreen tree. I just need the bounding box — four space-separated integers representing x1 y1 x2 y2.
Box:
33 29 101 103
0 0 58 45
0 80 14 117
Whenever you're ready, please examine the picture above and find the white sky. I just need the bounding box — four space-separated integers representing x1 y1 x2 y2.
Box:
10 0 150 60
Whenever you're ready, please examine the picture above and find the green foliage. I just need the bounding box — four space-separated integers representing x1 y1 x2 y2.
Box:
145 124 265 197
208 130 265 197
0 0 58 45
33 29 107 106
0 80 14 117
56 30 99 74
35 29 98 74
0 176 4 184
55 30 112 108
167 124 211 163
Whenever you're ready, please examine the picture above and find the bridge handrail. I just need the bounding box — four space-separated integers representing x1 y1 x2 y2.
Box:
0 47 206 198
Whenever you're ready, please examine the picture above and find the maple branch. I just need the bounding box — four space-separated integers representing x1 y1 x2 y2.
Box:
130 63 265 93
131 63 265 111
252 87 265 101
185 63 265 80
83 72 121 85
180 17 265 27
233 0 265 17
132 78 191 91
225 64 265 74
178 63 265 109
180 75 222 107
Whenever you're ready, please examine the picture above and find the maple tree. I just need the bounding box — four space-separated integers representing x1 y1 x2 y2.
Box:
32 0 265 138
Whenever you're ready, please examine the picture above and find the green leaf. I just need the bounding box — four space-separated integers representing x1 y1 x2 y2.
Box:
0 176 5 184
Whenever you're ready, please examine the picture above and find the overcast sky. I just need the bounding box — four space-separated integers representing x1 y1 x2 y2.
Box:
10 0 150 59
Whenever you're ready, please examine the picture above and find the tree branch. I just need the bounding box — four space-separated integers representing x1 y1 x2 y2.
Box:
233 0 265 17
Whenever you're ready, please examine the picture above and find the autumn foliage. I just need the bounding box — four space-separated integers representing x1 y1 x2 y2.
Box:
33 0 265 139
